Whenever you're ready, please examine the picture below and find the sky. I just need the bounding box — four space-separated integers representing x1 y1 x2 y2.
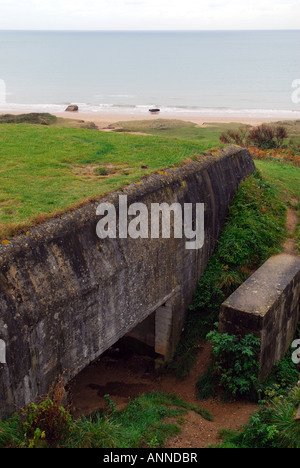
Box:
0 0 299 30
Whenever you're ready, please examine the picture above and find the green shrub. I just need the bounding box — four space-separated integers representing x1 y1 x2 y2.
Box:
259 353 299 398
248 124 287 149
220 123 288 149
18 374 73 447
204 329 261 400
21 399 73 448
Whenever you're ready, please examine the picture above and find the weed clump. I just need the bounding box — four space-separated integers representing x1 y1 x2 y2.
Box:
220 123 288 150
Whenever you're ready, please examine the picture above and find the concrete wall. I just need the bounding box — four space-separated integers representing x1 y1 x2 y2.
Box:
0 146 255 417
219 254 300 380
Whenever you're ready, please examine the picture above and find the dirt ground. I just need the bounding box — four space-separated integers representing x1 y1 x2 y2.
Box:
283 203 299 255
68 342 258 448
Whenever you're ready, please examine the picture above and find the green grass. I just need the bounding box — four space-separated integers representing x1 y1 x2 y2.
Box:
255 160 300 202
255 159 300 252
210 384 300 448
110 118 300 147
110 118 250 144
1 117 299 242
0 391 213 448
0 123 216 240
167 170 287 380
0 112 98 129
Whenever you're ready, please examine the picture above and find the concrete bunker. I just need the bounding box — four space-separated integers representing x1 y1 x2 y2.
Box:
0 146 256 417
219 253 300 380
124 298 173 362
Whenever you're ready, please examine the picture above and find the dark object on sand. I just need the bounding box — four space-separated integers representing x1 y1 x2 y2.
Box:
65 105 79 112
149 108 160 114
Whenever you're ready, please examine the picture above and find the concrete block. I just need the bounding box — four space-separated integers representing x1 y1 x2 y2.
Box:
219 254 300 379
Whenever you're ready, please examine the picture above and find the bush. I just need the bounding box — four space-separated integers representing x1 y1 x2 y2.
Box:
220 124 288 149
20 374 73 447
248 124 287 149
219 126 250 146
204 329 261 400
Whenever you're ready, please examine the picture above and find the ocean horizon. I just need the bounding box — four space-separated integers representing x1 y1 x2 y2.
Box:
0 30 300 118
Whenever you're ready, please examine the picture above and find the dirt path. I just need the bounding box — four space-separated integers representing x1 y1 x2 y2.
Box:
283 199 299 256
68 342 258 448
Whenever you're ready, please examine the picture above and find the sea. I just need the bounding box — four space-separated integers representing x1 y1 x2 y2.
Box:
0 30 300 118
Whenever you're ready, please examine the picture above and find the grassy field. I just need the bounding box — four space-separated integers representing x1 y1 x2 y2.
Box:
109 118 249 144
0 122 217 240
112 118 300 251
109 117 300 145
1 116 300 243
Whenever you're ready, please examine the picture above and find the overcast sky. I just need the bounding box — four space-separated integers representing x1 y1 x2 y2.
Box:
0 0 299 30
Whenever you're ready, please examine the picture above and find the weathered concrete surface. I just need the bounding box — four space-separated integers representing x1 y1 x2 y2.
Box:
219 254 300 380
0 145 255 417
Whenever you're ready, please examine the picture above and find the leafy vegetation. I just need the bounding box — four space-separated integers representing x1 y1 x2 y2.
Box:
197 328 299 403
0 384 213 448
168 171 287 379
211 384 300 448
199 330 261 401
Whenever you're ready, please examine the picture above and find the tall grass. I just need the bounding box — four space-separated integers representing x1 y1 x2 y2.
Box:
211 385 300 448
0 390 213 448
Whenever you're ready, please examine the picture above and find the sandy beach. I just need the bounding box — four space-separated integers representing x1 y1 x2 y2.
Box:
51 110 300 129
1 105 299 129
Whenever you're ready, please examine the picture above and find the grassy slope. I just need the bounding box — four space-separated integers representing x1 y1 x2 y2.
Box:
255 160 300 251
0 123 217 240
255 160 300 202
1 117 300 242
110 118 249 144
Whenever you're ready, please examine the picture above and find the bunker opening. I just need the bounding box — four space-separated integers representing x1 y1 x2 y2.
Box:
67 300 173 416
